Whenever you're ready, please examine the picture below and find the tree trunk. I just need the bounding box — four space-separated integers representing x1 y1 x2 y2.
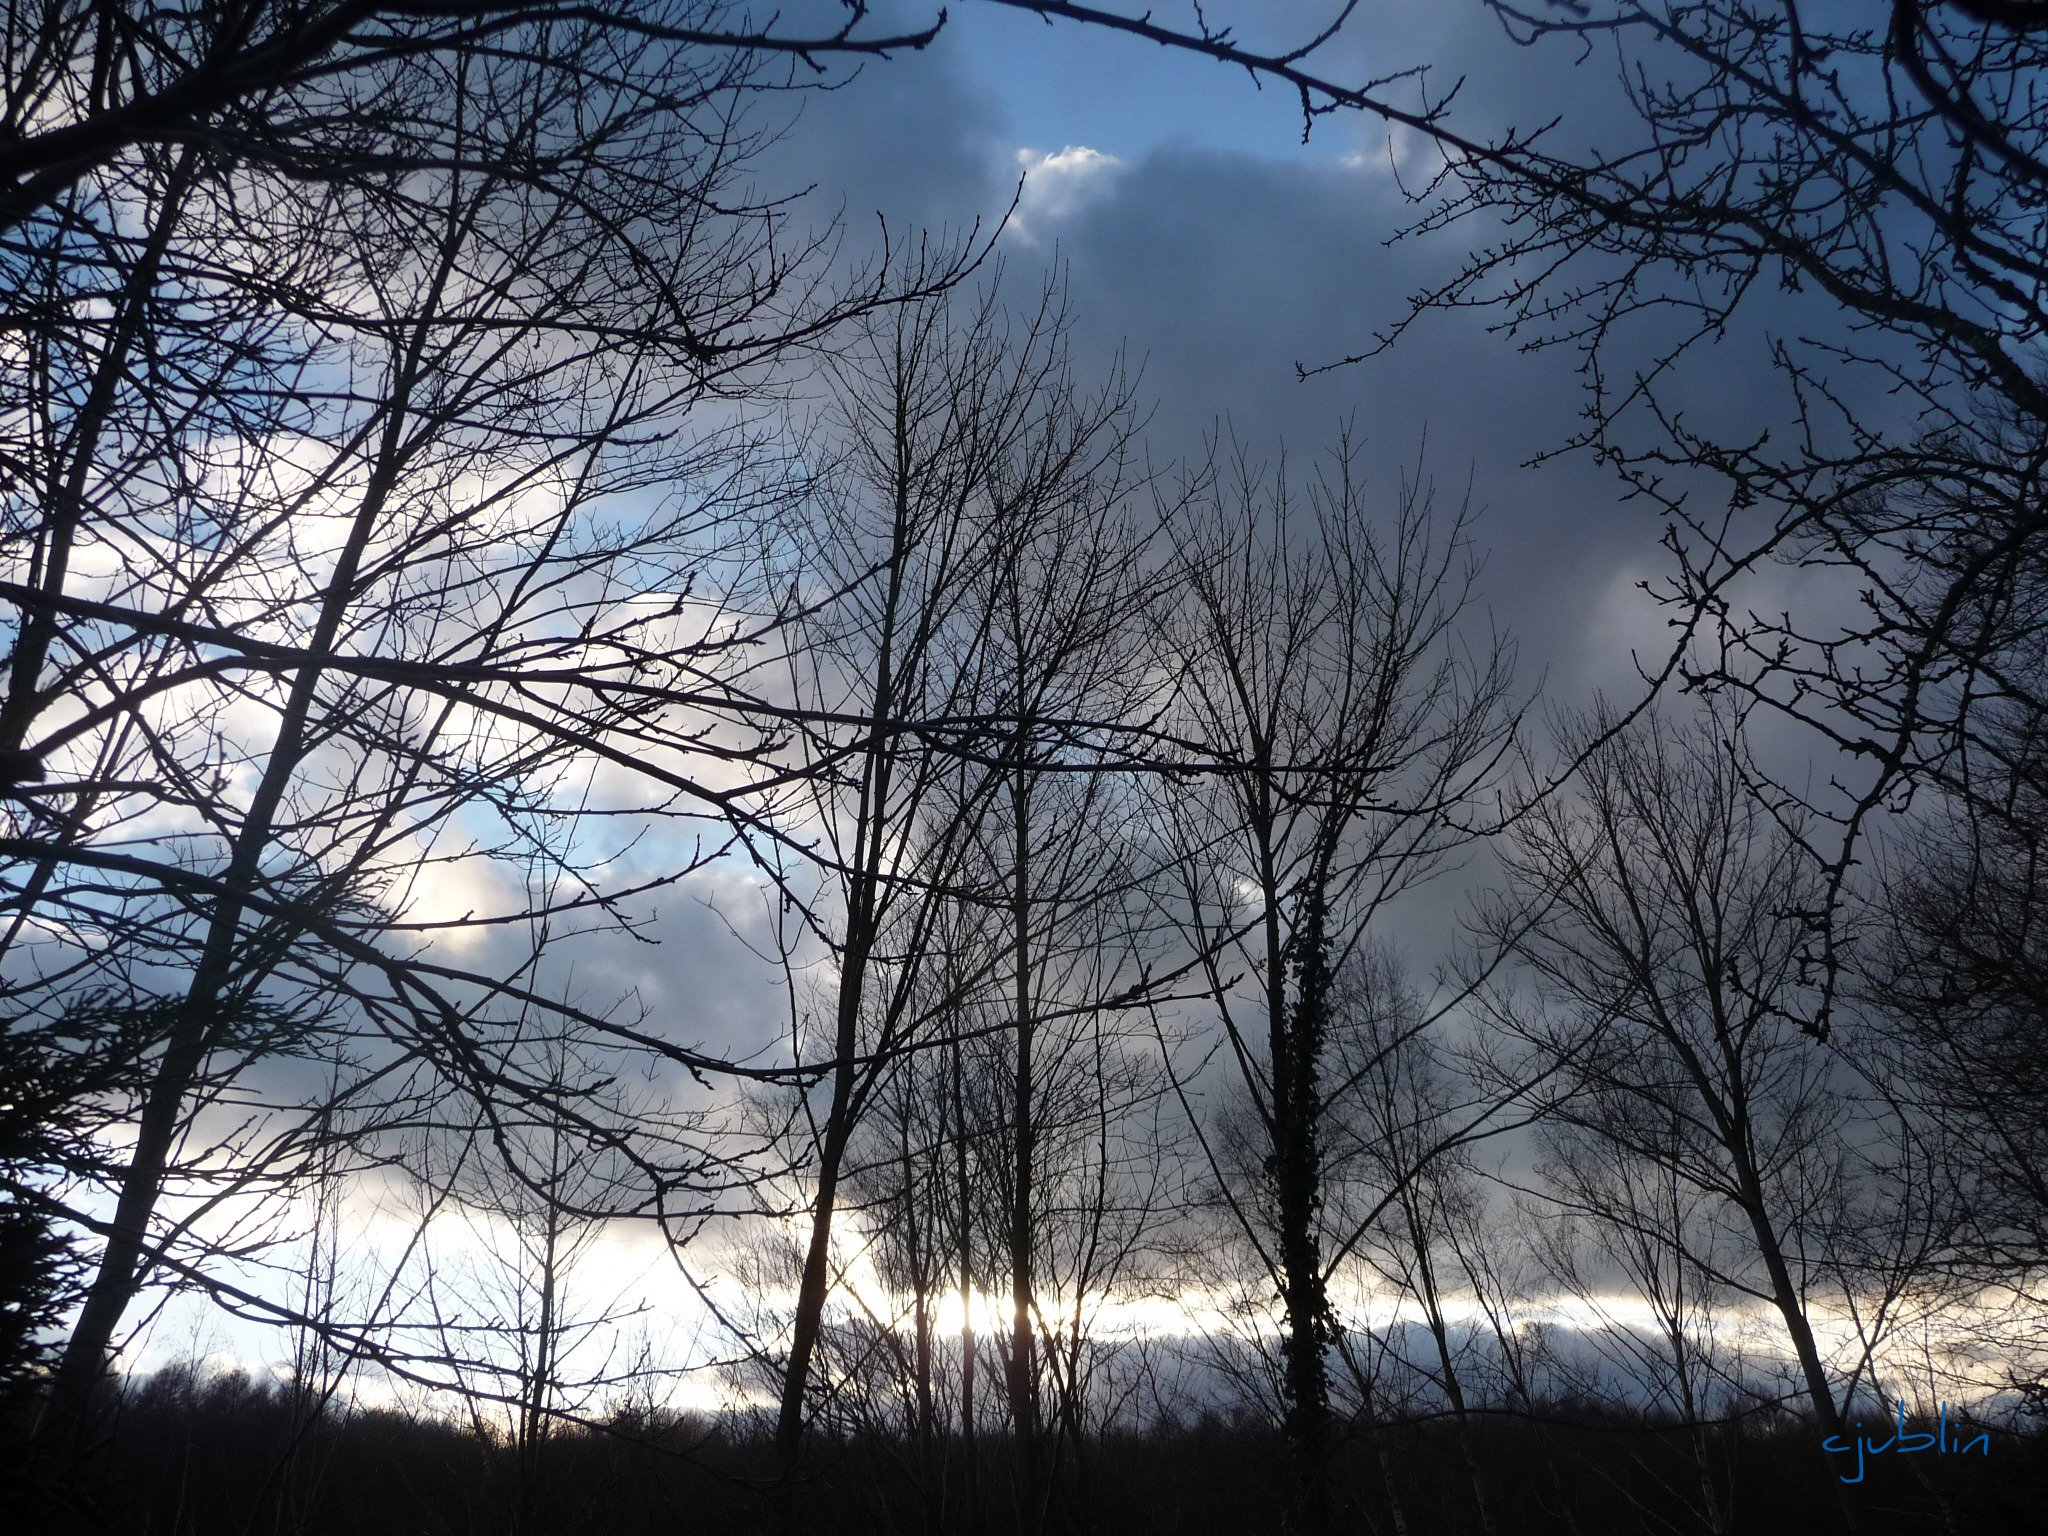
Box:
1006 766 1041 1527
951 1034 980 1536
1273 884 1334 1535
42 427 414 1448
1405 1198 1498 1536
1734 1159 1863 1536
775 1038 860 1467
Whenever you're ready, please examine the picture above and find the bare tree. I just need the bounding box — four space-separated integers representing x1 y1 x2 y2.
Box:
754 273 1153 1491
1146 435 1518 1534
425 1028 652 1536
0 1 948 239
0 4 978 1453
953 359 1172 1531
1321 951 1503 1536
1475 707 1936 1529
1864 679 2048 1393
923 3 2048 1040
1528 1119 1750 1536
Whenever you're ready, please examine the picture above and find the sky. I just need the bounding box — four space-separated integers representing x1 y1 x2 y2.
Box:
754 0 1733 706
630 0 1778 1035
292 0 1805 1142
111 0 1954 1403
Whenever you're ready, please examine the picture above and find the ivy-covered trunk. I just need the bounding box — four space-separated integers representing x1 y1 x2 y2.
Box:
1272 887 1334 1536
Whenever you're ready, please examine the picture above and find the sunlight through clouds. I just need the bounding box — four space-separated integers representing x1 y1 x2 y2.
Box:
1007 145 1126 247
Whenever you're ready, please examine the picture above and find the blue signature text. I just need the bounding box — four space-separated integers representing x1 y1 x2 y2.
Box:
1823 1402 1989 1484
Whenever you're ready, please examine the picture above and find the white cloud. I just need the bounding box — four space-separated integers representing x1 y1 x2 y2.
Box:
1006 145 1125 247
1340 122 1446 184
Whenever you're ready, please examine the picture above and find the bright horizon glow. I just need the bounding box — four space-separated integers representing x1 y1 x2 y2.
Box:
106 1184 2044 1424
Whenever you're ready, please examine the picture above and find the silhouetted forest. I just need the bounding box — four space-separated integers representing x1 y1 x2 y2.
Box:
9 1363 2046 1536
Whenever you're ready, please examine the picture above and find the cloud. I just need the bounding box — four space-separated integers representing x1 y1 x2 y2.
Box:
1339 122 1450 186
1005 145 1126 247
739 1 1003 246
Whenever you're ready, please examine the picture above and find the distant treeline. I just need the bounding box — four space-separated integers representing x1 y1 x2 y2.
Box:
5 1362 2042 1536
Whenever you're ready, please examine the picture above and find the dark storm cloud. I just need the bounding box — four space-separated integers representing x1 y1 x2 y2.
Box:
717 11 1710 991
737 0 1003 239
977 139 1729 713
739 3 1833 710
695 0 1908 989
